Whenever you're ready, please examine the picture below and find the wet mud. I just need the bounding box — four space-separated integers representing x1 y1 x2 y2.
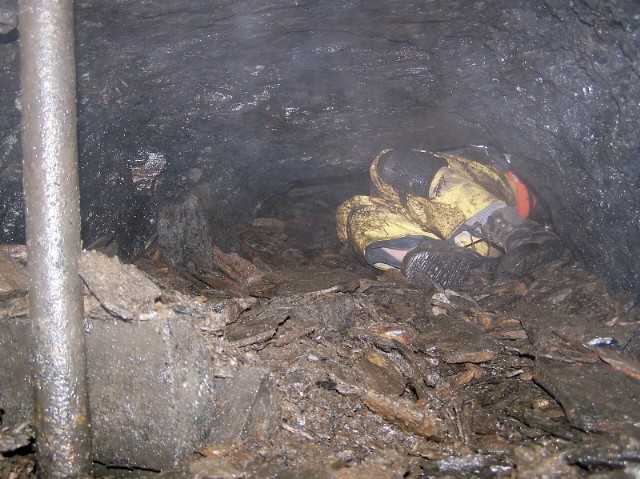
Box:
3 178 639 478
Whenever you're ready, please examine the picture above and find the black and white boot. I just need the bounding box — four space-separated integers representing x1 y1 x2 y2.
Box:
480 206 569 276
400 238 497 291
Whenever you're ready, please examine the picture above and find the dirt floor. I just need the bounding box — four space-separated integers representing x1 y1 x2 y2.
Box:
2 178 640 478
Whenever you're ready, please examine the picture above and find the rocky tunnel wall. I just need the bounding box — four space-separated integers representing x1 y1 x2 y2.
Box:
0 0 638 298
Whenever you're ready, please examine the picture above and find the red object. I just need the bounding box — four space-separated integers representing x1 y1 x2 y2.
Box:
506 171 536 217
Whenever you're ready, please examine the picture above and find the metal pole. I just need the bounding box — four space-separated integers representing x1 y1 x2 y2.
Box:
19 0 91 477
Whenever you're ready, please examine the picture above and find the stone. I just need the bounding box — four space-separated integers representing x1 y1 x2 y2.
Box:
0 316 31 428
0 422 33 454
211 246 264 288
0 249 25 299
333 449 411 479
188 457 245 479
210 366 281 444
225 300 288 349
157 192 216 269
513 445 579 479
354 350 407 397
290 292 357 333
413 315 500 364
250 265 360 297
226 286 357 350
516 304 637 365
79 249 161 321
0 0 17 35
565 428 640 471
85 314 219 468
533 358 640 433
333 378 443 440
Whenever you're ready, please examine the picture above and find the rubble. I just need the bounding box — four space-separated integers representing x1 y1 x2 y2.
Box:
0 248 26 299
79 249 162 321
413 314 500 364
1 178 640 477
0 251 275 471
211 366 282 444
0 422 33 454
331 377 444 440
534 359 640 433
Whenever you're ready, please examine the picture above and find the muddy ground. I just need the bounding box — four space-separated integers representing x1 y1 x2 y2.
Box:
2 178 640 478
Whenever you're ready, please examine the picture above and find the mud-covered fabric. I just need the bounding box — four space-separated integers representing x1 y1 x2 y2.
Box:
336 149 521 270
370 149 516 239
336 195 438 269
373 148 446 199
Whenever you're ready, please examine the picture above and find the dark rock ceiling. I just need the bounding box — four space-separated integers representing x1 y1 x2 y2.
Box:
0 0 638 297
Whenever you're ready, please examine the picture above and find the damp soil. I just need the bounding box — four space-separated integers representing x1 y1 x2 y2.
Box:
2 177 640 478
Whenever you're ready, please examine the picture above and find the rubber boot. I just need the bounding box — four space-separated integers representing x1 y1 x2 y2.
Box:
401 238 497 291
480 206 567 276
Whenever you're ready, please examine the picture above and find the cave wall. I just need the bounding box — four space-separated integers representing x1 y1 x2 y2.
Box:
0 0 638 296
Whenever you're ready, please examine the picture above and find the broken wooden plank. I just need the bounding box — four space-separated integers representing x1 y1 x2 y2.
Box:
331 378 444 440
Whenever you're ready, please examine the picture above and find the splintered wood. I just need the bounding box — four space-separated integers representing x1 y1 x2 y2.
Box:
210 246 265 288
333 378 444 440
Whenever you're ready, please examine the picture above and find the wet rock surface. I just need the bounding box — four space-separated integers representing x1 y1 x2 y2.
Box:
1 0 640 476
79 250 162 321
0 0 639 298
0 248 25 299
3 179 640 478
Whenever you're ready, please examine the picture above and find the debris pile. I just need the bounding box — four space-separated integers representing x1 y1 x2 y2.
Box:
1 178 640 478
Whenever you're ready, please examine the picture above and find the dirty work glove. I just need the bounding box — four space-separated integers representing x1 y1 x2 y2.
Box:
400 238 497 291
480 206 569 276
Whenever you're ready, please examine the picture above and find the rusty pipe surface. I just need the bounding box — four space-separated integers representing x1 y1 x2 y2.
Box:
19 0 91 477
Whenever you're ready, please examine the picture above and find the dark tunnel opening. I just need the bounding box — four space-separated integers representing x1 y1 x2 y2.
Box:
1 0 640 476
0 0 637 299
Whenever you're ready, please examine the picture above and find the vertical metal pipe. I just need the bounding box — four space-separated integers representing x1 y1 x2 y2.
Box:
18 0 91 477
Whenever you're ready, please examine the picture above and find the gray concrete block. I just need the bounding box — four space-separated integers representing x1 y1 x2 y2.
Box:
85 315 218 468
0 314 218 469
